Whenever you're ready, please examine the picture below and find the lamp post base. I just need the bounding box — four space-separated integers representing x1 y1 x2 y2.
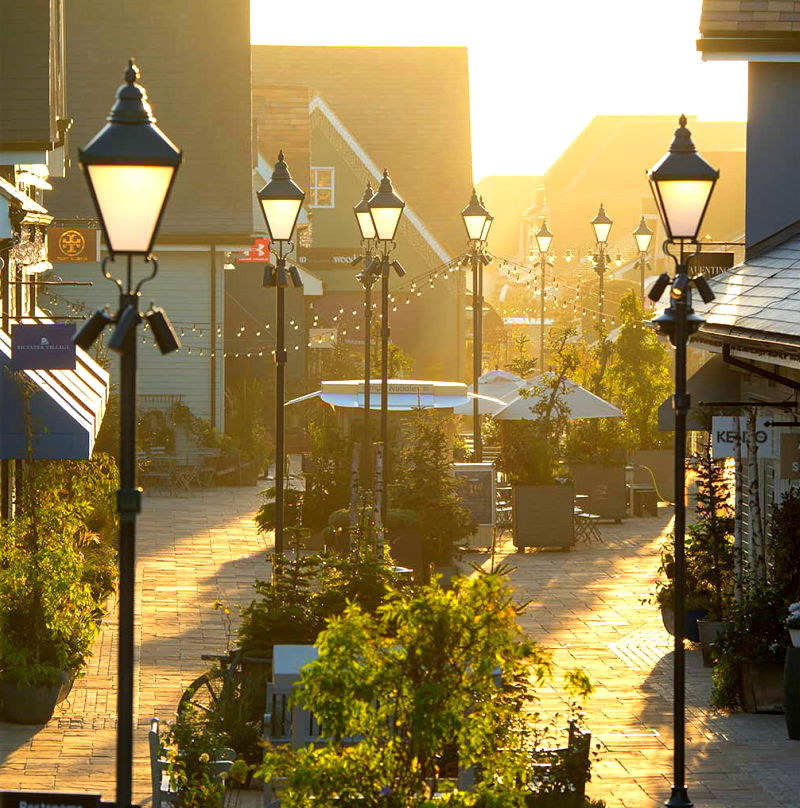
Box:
666 786 693 808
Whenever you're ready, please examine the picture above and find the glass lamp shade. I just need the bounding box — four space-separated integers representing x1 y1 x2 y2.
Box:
368 169 405 241
354 181 376 240
648 115 719 241
79 61 182 255
259 197 303 241
633 216 653 253
535 221 553 254
590 203 613 245
480 213 494 242
461 188 489 242
257 151 305 242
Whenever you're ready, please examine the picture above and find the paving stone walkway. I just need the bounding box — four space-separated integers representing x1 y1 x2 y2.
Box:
1 489 798 807
475 512 800 808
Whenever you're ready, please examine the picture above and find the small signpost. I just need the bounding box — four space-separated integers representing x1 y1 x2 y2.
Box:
10 324 77 370
780 433 800 479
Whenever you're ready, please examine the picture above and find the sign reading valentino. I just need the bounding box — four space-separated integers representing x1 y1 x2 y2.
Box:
11 324 76 370
47 227 98 262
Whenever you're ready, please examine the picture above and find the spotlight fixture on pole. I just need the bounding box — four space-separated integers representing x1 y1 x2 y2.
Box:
460 188 489 462
368 169 405 535
353 180 379 486
590 203 613 334
633 216 654 305
257 150 305 559
646 114 718 808
76 60 182 808
534 220 553 371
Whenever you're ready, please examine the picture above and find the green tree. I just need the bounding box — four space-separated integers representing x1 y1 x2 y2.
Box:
259 572 593 807
394 412 475 567
605 292 672 450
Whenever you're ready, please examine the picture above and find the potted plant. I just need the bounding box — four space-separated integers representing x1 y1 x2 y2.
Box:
711 581 788 713
497 349 576 550
0 485 101 723
392 410 476 579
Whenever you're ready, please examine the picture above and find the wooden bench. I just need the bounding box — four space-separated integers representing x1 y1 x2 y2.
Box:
528 720 592 798
149 717 236 808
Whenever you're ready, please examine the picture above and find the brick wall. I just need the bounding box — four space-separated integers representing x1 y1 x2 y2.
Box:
253 85 311 195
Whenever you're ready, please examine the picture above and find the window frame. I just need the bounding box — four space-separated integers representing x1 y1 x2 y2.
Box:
309 166 335 209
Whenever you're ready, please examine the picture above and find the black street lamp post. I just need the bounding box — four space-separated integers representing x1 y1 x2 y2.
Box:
534 221 553 370
257 152 305 558
368 170 405 531
590 203 613 334
646 115 718 808
461 189 490 461
633 216 654 305
353 181 379 483
75 61 182 808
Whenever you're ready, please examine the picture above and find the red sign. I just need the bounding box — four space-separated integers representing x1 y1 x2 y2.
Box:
237 238 271 263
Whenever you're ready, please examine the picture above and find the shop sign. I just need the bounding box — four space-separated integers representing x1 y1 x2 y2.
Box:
780 433 800 479
297 247 361 269
47 227 98 262
236 238 271 262
11 324 76 370
711 415 775 459
0 791 102 808
309 328 336 348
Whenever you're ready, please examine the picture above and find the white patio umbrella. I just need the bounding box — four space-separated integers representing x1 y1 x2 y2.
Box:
494 377 623 421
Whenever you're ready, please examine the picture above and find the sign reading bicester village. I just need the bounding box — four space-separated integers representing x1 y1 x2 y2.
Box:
0 791 104 808
711 415 776 459
10 324 76 371
47 227 98 262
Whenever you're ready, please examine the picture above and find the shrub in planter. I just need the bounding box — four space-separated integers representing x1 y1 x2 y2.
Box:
0 500 100 720
258 571 595 808
393 411 475 571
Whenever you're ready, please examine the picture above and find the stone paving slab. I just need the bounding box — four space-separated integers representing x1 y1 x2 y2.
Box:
2 490 799 807
470 511 800 808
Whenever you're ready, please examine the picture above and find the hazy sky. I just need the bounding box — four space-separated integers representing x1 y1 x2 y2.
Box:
250 0 747 182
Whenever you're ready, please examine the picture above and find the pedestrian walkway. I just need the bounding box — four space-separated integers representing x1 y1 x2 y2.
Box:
470 512 800 808
1 493 798 807
0 486 268 805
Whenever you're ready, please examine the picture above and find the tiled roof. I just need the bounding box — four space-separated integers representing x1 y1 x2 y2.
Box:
695 235 800 350
700 0 800 35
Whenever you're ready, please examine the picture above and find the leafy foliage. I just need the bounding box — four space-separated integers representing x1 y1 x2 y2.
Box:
0 455 119 686
258 572 593 808
497 329 576 485
164 706 232 808
605 292 671 451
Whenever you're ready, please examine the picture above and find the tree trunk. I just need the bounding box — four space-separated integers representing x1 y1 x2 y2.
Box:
746 409 766 583
733 417 743 601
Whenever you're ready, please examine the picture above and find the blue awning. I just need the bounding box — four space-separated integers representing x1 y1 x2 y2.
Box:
0 321 110 459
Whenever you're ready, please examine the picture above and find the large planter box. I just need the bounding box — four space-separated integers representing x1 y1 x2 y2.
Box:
631 449 673 503
740 659 785 714
570 464 626 521
512 484 575 549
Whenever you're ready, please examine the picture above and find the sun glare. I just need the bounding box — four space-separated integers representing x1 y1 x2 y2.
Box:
250 0 747 181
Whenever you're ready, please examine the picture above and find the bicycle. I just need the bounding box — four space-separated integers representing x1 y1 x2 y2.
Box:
178 648 271 718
